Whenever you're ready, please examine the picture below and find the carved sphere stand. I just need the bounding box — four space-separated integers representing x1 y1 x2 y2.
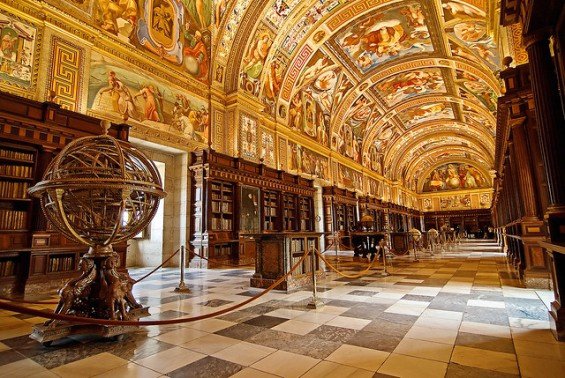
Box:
28 125 166 345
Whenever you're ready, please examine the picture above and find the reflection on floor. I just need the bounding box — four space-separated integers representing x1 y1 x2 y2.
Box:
1 240 564 378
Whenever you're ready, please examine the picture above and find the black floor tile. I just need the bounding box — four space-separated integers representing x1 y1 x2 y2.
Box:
168 356 243 378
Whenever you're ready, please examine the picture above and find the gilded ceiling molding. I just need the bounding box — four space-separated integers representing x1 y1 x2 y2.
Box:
223 0 271 94
403 147 493 180
388 135 494 180
362 96 496 156
387 135 494 179
383 119 496 162
387 130 495 168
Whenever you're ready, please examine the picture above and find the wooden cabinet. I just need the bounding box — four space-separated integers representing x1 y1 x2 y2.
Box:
0 91 130 295
357 195 386 232
299 196 314 232
0 142 36 256
210 181 235 231
263 191 278 231
283 193 297 231
190 150 317 268
322 186 358 248
250 232 323 291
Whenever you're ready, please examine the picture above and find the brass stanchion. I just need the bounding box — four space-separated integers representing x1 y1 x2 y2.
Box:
174 246 191 293
334 231 339 269
307 248 324 309
380 239 390 277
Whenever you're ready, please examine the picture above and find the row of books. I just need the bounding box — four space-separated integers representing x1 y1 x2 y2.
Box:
0 149 34 162
0 164 33 178
284 222 297 231
214 244 232 258
0 259 16 277
211 194 233 201
211 218 233 230
0 209 27 229
0 181 30 198
48 256 75 273
291 239 305 252
264 221 277 230
264 207 277 216
211 202 232 213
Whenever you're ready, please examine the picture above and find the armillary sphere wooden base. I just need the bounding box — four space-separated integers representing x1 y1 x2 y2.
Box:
30 307 150 346
30 248 150 346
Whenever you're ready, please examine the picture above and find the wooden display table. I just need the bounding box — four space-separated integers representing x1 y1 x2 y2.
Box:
250 232 324 291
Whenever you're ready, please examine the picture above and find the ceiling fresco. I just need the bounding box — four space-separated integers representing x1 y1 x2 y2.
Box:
334 2 434 74
214 0 500 194
372 67 446 107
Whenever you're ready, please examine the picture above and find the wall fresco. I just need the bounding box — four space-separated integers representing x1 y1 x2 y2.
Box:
87 51 209 144
287 140 330 180
0 12 36 89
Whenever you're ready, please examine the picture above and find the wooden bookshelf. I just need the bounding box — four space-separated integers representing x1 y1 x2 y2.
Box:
357 195 386 231
0 91 130 295
263 190 278 231
322 186 358 249
210 181 234 231
299 196 314 231
0 142 36 254
190 150 317 268
283 193 297 231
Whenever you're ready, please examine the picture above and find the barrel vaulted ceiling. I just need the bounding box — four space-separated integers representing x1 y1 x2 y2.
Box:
215 0 501 193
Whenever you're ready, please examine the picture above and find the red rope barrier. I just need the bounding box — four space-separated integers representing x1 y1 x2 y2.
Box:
0 249 311 326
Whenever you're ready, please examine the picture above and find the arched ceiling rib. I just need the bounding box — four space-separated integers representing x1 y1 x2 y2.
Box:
216 0 501 194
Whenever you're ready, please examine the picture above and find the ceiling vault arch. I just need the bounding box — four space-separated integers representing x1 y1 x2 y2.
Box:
216 0 501 197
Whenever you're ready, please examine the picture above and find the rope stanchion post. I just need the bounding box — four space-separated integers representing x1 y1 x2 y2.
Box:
174 245 191 293
379 239 390 277
334 231 340 268
307 248 324 309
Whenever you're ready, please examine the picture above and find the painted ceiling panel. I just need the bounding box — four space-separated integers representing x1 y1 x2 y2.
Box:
215 0 501 193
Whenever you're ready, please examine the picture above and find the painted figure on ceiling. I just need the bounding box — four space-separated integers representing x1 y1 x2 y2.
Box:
152 1 174 38
95 0 138 38
264 60 282 100
360 21 406 58
242 32 272 79
442 1 483 18
182 0 211 28
183 27 209 82
296 55 331 88
376 69 444 106
289 93 303 131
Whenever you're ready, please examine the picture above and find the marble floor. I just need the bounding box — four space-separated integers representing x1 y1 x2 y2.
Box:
1 240 564 378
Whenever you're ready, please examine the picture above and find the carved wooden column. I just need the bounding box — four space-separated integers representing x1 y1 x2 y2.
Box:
511 120 548 285
526 35 565 240
526 32 565 340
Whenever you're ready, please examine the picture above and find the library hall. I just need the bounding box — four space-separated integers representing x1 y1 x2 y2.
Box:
1 0 565 377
